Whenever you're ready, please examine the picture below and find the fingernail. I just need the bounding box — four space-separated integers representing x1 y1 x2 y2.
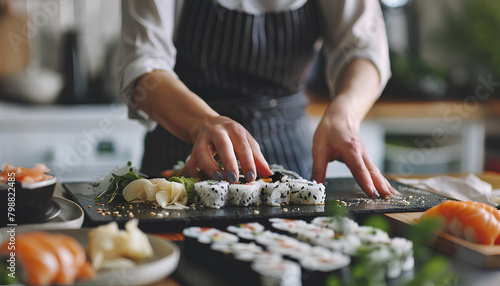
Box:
228 171 237 183
246 170 255 182
214 171 224 181
373 189 380 198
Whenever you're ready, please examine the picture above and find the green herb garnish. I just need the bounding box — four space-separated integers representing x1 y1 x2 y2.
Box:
95 162 144 203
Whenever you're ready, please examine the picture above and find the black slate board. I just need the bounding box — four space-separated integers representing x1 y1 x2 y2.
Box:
63 178 452 232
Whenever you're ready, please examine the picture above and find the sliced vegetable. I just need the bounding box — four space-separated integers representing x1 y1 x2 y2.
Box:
168 176 201 203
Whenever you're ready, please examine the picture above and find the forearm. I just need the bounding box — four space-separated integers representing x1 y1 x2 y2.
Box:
135 70 219 144
326 59 381 130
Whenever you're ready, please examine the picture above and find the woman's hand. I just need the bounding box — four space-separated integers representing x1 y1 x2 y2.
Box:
136 71 272 182
183 116 273 183
311 106 396 198
309 59 396 198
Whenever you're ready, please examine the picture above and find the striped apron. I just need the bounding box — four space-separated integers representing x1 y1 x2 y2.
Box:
142 0 321 178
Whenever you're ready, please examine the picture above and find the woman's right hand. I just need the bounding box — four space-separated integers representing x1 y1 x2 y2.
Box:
182 115 273 183
135 71 272 182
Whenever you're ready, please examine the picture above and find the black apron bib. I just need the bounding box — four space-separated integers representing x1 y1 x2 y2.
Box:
142 0 321 178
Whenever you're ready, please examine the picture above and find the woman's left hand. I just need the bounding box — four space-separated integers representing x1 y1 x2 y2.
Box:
311 108 396 198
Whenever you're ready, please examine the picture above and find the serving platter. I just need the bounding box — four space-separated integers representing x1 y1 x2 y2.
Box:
63 178 452 232
386 212 500 269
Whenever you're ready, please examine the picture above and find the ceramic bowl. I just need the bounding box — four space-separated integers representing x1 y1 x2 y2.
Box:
0 175 58 225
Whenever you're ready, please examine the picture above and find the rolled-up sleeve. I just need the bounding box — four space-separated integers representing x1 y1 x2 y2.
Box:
318 0 391 98
116 0 178 129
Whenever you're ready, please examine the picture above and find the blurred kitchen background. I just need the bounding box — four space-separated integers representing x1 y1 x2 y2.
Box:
0 0 499 181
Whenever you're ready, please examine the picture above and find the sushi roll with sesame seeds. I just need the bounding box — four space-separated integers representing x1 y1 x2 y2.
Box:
261 181 291 206
228 181 263 206
289 179 326 205
194 180 229 208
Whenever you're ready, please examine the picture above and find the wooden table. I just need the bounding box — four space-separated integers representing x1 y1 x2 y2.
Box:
56 171 500 285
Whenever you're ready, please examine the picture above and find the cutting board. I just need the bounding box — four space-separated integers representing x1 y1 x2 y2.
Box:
386 212 500 269
63 178 452 233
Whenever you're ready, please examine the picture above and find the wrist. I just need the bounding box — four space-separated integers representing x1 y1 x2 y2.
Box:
326 94 363 129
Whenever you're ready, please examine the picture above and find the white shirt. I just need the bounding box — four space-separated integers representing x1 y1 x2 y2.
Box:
116 0 391 129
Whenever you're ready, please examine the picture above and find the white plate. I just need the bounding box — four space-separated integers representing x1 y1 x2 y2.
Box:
51 228 181 286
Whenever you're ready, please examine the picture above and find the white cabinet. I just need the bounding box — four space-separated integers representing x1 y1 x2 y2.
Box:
0 102 146 181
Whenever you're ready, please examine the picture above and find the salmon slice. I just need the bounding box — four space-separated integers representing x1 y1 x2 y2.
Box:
36 233 78 285
0 232 59 286
57 234 96 279
0 232 96 285
0 163 52 183
419 200 500 245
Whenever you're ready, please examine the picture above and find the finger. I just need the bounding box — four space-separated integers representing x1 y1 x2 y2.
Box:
385 179 399 195
247 135 272 179
223 128 254 182
211 130 240 183
361 150 393 197
182 155 204 180
340 142 378 198
192 137 227 181
310 140 331 184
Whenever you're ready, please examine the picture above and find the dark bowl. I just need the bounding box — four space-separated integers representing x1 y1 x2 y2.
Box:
0 175 58 226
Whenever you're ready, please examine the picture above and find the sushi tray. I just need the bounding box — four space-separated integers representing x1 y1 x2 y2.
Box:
386 212 500 269
63 177 451 232
171 217 415 286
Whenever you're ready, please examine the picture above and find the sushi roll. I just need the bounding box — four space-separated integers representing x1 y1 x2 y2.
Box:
269 218 309 236
228 181 263 206
288 179 326 205
227 222 265 243
251 254 302 286
209 242 234 272
269 218 335 244
261 181 291 206
363 244 392 281
311 216 359 235
267 238 312 263
390 237 414 272
300 248 351 286
183 227 221 259
295 225 335 245
254 231 290 250
230 242 264 263
194 180 229 209
316 234 362 256
353 226 391 244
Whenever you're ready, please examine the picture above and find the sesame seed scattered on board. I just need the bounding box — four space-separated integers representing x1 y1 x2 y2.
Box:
253 210 260 214
113 211 119 215
87 205 92 208
283 208 289 212
150 212 156 216
128 213 134 218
